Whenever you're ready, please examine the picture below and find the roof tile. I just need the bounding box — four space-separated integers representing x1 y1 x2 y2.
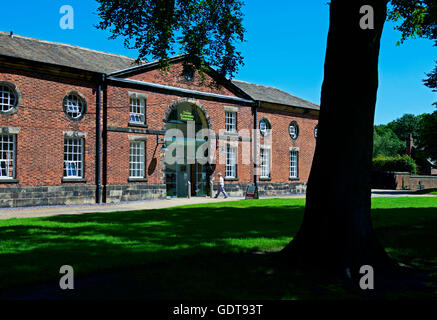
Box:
232 79 319 110
0 31 137 73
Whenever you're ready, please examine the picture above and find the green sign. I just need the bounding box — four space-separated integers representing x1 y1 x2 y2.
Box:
180 110 195 121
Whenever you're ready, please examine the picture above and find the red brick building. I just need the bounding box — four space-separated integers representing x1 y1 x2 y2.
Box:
0 31 319 207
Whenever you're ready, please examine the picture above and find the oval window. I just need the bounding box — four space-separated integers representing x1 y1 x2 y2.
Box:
63 92 87 121
289 121 299 140
0 82 21 114
259 118 271 136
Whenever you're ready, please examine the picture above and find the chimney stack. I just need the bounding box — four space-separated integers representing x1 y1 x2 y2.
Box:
406 133 414 156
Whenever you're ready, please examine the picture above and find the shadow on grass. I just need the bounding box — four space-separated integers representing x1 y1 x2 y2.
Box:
0 200 436 300
414 188 437 195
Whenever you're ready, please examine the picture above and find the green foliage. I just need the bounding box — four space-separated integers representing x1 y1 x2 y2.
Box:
386 113 423 141
95 0 246 79
388 0 437 91
372 154 417 173
379 111 436 169
416 110 437 160
424 65 437 95
388 0 435 43
373 125 404 157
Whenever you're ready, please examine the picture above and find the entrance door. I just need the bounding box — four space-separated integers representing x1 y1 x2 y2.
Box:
164 101 210 197
167 162 206 197
190 163 207 196
176 164 189 197
165 163 191 198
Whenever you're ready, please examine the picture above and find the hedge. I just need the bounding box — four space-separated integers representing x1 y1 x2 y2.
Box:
372 155 417 174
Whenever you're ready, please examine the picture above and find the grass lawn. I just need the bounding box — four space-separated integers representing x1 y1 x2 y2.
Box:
0 197 436 299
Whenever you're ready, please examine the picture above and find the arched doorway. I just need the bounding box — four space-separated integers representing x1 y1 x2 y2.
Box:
164 100 212 197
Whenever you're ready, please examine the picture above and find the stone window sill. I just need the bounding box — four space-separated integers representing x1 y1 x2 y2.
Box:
128 177 148 182
289 177 299 181
128 122 148 128
224 177 239 181
0 179 19 184
259 177 271 181
62 178 87 183
224 131 238 136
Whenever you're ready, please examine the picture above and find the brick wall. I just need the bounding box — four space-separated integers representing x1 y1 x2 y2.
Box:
394 172 437 190
127 63 238 97
0 67 97 188
257 107 318 184
106 62 318 189
105 63 255 187
0 61 319 207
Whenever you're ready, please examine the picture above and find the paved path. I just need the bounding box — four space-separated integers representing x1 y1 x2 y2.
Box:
370 189 435 197
0 196 246 220
0 190 433 220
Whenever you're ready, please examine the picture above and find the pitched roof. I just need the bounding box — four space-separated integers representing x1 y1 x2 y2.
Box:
0 31 138 74
0 31 320 111
231 79 320 110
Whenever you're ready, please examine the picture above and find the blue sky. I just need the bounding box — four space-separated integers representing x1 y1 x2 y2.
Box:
0 0 435 124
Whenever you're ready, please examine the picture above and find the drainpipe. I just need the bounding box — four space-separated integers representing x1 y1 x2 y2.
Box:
96 74 104 203
253 100 260 187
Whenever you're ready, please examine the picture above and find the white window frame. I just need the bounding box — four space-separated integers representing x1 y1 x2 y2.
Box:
63 137 84 179
289 125 297 139
225 111 237 133
0 85 17 113
129 140 146 178
63 92 87 120
290 150 298 179
259 118 271 137
0 134 16 179
260 146 271 178
129 98 146 124
225 143 237 178
129 92 148 125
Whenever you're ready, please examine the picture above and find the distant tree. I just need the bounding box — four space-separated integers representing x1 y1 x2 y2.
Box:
416 109 437 161
386 113 423 141
373 125 404 157
424 65 437 94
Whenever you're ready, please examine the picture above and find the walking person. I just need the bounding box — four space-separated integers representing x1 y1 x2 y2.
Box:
214 173 228 198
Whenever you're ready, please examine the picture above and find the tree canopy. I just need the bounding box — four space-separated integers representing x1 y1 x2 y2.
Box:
96 1 437 91
373 111 437 170
386 113 423 141
388 0 437 91
373 125 404 157
96 0 245 79
416 109 437 161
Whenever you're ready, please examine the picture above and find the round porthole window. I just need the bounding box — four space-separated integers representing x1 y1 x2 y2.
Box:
289 121 299 140
259 118 271 136
63 91 87 121
0 82 21 114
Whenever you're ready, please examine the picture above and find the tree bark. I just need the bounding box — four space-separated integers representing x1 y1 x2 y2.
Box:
281 0 395 279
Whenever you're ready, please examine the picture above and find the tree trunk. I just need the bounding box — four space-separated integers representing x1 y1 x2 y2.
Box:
281 0 395 279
